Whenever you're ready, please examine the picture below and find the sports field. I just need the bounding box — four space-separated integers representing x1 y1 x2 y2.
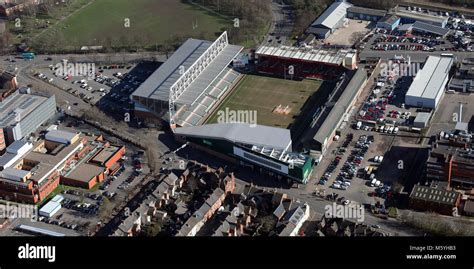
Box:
207 75 323 129
38 0 230 50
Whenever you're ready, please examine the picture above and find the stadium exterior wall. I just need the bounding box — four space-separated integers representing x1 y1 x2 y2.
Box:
175 135 313 184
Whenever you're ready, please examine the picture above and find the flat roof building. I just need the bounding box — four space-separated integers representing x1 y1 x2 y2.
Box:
0 130 125 203
409 184 460 215
427 134 474 189
411 21 450 37
413 112 431 128
0 90 56 150
39 200 61 218
405 56 453 109
346 6 386 22
394 9 448 28
376 15 401 31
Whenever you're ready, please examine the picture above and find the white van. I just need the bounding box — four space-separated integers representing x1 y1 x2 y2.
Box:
393 127 399 134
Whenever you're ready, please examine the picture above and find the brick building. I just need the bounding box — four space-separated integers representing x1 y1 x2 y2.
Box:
426 134 474 189
0 130 125 203
408 184 461 215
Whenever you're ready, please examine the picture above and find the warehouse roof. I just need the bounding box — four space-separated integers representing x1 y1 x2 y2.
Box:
175 123 292 150
39 201 61 216
347 6 386 17
311 1 352 30
256 45 350 66
412 21 450 36
17 224 65 237
394 10 448 25
406 56 453 100
0 91 48 128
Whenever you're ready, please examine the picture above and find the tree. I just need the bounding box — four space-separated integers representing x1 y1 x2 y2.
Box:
141 222 162 237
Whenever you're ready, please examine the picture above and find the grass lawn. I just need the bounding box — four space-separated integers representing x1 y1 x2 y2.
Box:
207 74 323 129
37 0 231 50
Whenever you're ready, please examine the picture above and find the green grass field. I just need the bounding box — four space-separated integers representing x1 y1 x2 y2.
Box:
207 75 323 129
38 0 230 50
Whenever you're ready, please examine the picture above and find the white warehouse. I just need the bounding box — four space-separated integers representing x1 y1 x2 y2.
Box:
405 55 453 109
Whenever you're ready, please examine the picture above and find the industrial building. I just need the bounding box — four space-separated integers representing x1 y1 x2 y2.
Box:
346 6 386 22
0 89 56 151
175 123 314 184
413 112 431 128
411 21 450 37
448 59 474 93
306 68 368 158
0 130 125 203
376 15 401 31
306 0 352 39
39 200 61 218
409 183 461 215
426 133 474 189
405 55 454 109
394 9 448 28
131 32 243 128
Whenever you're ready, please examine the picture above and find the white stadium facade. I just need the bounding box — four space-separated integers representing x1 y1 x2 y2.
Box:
131 32 244 128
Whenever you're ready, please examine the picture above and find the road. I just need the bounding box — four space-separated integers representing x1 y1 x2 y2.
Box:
360 49 473 62
263 1 295 46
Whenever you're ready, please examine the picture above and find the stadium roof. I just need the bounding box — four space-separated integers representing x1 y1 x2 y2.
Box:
412 21 450 36
176 44 243 105
406 56 453 100
132 37 243 104
314 68 367 144
347 6 386 17
311 1 352 30
256 45 349 66
175 123 292 150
